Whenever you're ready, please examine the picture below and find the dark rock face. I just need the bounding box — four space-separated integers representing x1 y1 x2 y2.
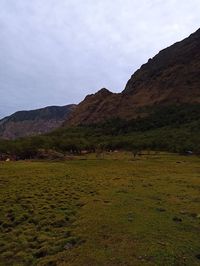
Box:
0 105 76 139
67 28 200 125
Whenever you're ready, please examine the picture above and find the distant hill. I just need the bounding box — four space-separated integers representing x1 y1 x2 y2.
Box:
67 28 200 125
0 105 76 139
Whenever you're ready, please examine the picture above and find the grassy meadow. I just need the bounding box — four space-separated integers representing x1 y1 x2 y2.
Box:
0 152 200 265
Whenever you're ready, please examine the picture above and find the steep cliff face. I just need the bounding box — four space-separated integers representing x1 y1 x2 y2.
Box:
67 28 200 125
0 105 76 139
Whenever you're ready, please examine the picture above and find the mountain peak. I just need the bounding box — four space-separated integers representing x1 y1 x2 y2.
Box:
96 88 112 95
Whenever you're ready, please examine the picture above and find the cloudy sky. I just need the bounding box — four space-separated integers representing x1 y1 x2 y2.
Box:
0 0 199 118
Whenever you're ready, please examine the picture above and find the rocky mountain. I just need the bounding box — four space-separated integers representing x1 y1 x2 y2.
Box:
0 105 76 139
1 28 200 138
67 28 200 125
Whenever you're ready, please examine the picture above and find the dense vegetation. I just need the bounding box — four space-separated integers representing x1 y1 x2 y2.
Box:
0 104 199 159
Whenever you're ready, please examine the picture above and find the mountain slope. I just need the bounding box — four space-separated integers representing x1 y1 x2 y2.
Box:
0 105 76 139
67 28 200 125
66 88 121 125
123 28 200 100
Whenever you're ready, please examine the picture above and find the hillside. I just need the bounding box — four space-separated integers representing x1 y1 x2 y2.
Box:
67 28 200 125
0 105 76 139
0 103 199 160
0 28 200 154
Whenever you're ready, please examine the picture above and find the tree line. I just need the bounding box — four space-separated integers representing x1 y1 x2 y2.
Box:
0 104 199 159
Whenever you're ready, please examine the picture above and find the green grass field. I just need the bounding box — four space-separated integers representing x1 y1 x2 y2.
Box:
0 152 200 266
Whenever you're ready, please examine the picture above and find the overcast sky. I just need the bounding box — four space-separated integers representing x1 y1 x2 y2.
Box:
0 0 199 118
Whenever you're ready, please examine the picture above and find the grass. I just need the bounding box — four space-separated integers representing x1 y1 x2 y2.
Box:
0 152 200 265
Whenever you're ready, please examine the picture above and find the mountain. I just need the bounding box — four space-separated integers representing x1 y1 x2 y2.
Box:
67 28 200 125
1 28 200 140
0 105 76 139
0 28 200 156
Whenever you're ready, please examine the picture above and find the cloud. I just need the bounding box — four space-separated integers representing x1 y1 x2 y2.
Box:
0 0 200 117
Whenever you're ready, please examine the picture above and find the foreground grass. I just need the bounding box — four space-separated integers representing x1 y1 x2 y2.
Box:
0 153 200 265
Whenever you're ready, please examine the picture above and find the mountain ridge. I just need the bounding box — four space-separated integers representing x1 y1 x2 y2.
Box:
1 28 200 138
66 28 200 125
0 104 76 139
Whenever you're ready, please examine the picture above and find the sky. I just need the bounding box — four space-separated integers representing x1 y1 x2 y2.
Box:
0 0 200 118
